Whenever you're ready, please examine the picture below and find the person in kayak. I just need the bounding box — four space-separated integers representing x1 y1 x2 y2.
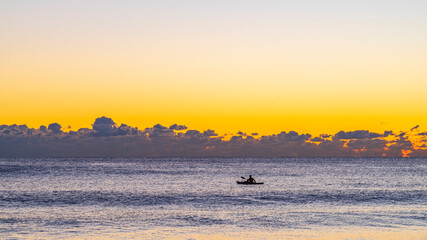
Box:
248 175 256 183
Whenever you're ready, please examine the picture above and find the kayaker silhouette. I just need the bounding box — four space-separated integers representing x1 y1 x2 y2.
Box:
248 175 256 183
237 175 263 184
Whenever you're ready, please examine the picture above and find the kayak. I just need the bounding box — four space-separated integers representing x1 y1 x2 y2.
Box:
236 181 264 185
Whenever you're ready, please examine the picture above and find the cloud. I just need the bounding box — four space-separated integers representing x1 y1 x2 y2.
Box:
70 128 94 137
411 125 420 131
384 131 393 137
39 125 47 132
310 137 324 142
333 130 389 140
169 124 187 131
203 129 217 137
245 135 255 141
320 134 331 138
230 135 243 142
272 131 311 141
346 138 388 153
145 124 173 138
153 124 168 130
0 117 423 158
48 123 62 134
185 130 202 137
397 132 406 138
117 124 140 136
92 116 117 136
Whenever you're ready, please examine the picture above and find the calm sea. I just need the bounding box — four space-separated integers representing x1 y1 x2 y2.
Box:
0 158 426 239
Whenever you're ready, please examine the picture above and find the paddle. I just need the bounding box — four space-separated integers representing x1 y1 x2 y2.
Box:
241 176 246 179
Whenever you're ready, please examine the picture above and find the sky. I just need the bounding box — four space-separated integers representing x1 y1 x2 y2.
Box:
1 1 427 143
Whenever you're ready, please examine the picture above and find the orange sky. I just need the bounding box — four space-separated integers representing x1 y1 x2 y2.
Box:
1 1 427 136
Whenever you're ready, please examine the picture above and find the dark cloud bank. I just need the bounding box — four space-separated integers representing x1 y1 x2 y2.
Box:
1 117 426 157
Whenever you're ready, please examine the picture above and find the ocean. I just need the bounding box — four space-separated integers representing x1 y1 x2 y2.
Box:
0 157 426 239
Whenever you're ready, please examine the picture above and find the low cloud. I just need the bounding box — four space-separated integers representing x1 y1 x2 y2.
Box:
0 117 424 157
185 130 202 137
310 137 324 142
411 125 420 131
169 124 187 131
203 129 217 137
92 116 116 136
333 130 391 140
48 123 62 134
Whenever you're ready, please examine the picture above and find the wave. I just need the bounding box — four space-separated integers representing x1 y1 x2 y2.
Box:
1 189 425 208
